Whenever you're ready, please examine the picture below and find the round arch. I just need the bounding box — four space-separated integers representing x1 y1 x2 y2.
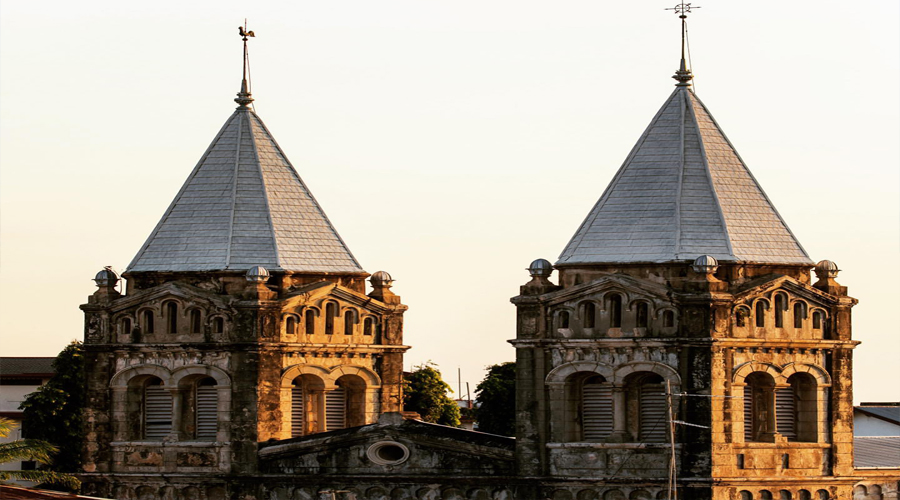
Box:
110 364 173 389
545 361 614 385
612 361 680 385
330 365 381 388
281 364 332 388
733 361 784 385
171 364 231 388
781 363 832 386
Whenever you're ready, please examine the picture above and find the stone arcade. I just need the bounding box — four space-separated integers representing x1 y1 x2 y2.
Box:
79 35 897 500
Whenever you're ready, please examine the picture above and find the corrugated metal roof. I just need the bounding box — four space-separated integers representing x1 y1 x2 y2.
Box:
127 109 363 274
0 357 55 377
0 486 112 500
856 405 900 426
854 436 900 468
558 87 812 266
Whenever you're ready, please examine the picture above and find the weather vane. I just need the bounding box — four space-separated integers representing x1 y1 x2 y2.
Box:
235 20 256 109
665 2 700 87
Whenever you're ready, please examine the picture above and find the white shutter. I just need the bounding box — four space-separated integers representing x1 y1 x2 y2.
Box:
325 388 346 431
195 384 218 440
144 384 172 440
291 386 304 437
744 390 754 441
582 383 613 440
776 387 796 440
639 382 667 442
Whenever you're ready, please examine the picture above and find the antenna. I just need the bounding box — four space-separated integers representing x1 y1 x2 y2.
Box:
665 2 700 87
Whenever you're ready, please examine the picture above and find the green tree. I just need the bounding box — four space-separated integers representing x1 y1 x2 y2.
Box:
19 341 84 473
403 363 461 427
0 417 79 489
474 362 516 436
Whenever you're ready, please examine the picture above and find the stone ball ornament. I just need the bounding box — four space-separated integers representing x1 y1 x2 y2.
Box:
815 260 839 279
93 266 120 287
245 266 271 283
370 270 394 287
528 258 553 278
691 255 719 274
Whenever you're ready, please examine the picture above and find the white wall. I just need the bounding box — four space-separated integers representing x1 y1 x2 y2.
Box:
854 412 900 437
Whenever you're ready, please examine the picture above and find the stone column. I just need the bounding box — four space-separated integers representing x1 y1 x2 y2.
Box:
169 388 183 440
611 386 628 442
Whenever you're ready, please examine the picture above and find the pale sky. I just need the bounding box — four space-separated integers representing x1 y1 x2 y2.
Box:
1 1 897 404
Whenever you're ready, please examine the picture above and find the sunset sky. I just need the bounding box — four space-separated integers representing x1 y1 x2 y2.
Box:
1 0 897 403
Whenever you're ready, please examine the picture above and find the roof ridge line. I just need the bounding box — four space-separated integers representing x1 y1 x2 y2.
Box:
247 112 282 269
557 88 682 263
126 111 240 273
686 90 735 260
250 112 364 271
689 91 811 262
224 111 245 269
673 88 686 258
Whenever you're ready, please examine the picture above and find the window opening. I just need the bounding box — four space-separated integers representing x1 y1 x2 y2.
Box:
143 310 155 334
166 302 178 334
609 294 622 328
325 303 336 335
144 378 171 440
812 312 822 330
291 382 304 437
756 301 768 328
735 308 746 328
793 303 805 329
582 303 595 329
306 309 317 335
638 375 666 442
325 388 346 431
663 310 675 328
363 317 374 336
582 376 613 441
286 316 296 335
122 318 132 336
344 310 356 335
559 311 570 329
776 386 796 440
636 302 649 328
190 310 202 334
195 378 217 440
213 317 224 334
774 294 785 328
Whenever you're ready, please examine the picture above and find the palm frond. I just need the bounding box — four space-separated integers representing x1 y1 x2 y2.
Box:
0 439 57 464
0 469 81 490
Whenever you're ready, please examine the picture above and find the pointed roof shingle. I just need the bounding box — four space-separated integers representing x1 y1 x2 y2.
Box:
558 87 812 266
127 109 363 274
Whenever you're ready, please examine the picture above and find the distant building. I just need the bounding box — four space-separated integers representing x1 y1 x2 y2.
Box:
0 358 55 481
854 404 900 470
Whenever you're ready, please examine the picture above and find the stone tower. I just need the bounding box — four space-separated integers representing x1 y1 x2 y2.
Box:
510 63 860 499
79 46 408 497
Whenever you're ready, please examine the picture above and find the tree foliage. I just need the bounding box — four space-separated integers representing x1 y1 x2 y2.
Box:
0 418 79 490
403 363 461 427
474 362 516 436
19 341 84 473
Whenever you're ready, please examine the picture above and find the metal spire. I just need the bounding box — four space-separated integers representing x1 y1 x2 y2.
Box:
235 21 255 109
666 2 699 87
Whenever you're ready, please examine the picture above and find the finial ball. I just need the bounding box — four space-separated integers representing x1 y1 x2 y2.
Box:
814 260 839 279
528 259 553 278
93 266 119 287
246 266 270 283
692 255 719 274
370 271 394 287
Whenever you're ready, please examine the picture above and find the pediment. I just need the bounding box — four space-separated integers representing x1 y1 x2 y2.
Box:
258 414 514 476
542 274 673 307
731 275 838 308
281 281 389 314
108 282 233 313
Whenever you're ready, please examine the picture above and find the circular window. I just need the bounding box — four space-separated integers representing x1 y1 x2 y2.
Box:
366 441 410 466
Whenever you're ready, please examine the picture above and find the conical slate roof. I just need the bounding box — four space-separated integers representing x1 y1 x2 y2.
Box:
127 108 363 274
558 86 812 266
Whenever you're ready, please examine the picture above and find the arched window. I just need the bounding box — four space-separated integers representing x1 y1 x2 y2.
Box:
739 492 753 500
190 310 202 334
760 491 773 500
663 310 675 328
744 372 776 442
213 317 224 334
755 301 768 328
305 309 318 335
325 303 336 335
325 387 347 431
344 310 357 335
581 375 613 441
793 303 806 329
291 381 305 437
635 302 649 328
143 378 171 440
623 372 666 442
780 491 792 500
816 490 829 500
779 373 818 442
774 294 786 328
285 316 297 335
609 294 622 328
558 311 570 330
122 317 132 336
812 311 823 330
142 310 155 334
582 303 595 329
291 374 326 436
735 307 748 328
363 317 375 336
195 378 217 440
166 302 178 334
798 490 811 500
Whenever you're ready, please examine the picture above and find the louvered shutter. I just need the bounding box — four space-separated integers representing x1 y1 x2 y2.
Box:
582 383 613 440
291 386 304 437
195 384 218 440
744 390 754 441
639 382 667 442
144 384 172 440
776 387 796 440
325 388 346 431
